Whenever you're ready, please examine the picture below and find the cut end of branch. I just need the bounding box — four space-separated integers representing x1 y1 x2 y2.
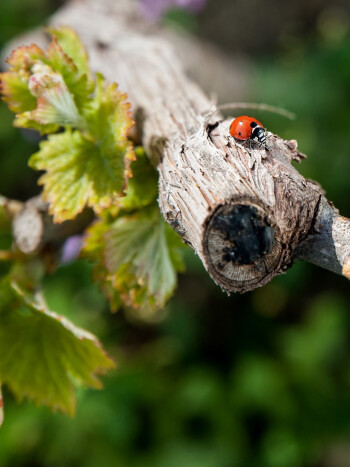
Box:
13 206 44 254
203 199 283 293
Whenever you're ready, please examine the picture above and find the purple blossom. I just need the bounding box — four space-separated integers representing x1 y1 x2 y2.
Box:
139 0 206 21
61 234 83 264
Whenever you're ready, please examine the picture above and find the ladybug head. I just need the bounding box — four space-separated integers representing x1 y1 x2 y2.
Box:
251 126 266 144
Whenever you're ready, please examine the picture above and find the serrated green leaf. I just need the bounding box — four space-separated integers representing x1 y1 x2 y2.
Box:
82 205 186 311
19 63 84 127
0 44 45 114
94 264 124 313
1 30 136 223
120 147 158 211
105 205 185 309
0 276 114 415
1 33 93 124
84 73 134 146
45 35 93 113
47 27 91 78
29 130 134 222
0 383 3 427
0 38 90 131
0 72 36 113
6 44 45 72
82 219 123 312
13 115 59 135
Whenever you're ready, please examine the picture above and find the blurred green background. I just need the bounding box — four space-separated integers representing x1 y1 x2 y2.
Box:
1 1 350 466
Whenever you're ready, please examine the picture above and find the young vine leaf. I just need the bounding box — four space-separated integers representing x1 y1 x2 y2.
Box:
0 44 44 114
0 28 135 223
83 204 185 311
119 146 159 211
29 127 134 222
0 270 115 416
82 218 123 312
47 27 91 78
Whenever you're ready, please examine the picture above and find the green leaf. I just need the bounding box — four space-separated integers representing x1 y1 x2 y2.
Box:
120 146 158 211
0 44 45 113
45 35 93 113
0 32 93 127
20 63 84 127
82 218 123 312
0 72 37 113
84 73 134 146
1 29 135 222
47 27 91 78
0 276 115 415
6 43 45 72
83 205 186 311
105 205 185 309
13 115 59 135
29 129 134 222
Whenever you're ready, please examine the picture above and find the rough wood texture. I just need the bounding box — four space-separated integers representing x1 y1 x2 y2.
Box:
158 121 322 291
2 0 350 291
295 199 350 278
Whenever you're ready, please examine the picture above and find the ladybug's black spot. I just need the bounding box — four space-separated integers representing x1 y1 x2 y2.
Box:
250 121 258 128
213 205 275 265
238 132 242 136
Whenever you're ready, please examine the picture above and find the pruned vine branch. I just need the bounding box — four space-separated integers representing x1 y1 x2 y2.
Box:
3 0 350 292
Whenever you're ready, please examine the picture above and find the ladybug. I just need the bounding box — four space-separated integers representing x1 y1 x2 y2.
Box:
229 116 268 150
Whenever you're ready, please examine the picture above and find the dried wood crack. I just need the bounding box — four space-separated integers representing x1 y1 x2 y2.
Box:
5 0 350 292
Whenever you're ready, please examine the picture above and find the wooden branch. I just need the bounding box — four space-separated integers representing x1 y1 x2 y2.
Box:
2 0 350 291
158 122 323 292
295 199 350 278
12 196 93 254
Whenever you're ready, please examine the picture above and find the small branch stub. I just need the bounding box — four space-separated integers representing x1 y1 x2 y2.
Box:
12 196 93 254
13 205 44 254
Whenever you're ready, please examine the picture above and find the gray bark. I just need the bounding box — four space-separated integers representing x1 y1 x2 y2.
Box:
4 0 350 291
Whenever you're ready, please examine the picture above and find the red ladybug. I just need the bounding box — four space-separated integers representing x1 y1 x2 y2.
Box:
229 116 268 150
